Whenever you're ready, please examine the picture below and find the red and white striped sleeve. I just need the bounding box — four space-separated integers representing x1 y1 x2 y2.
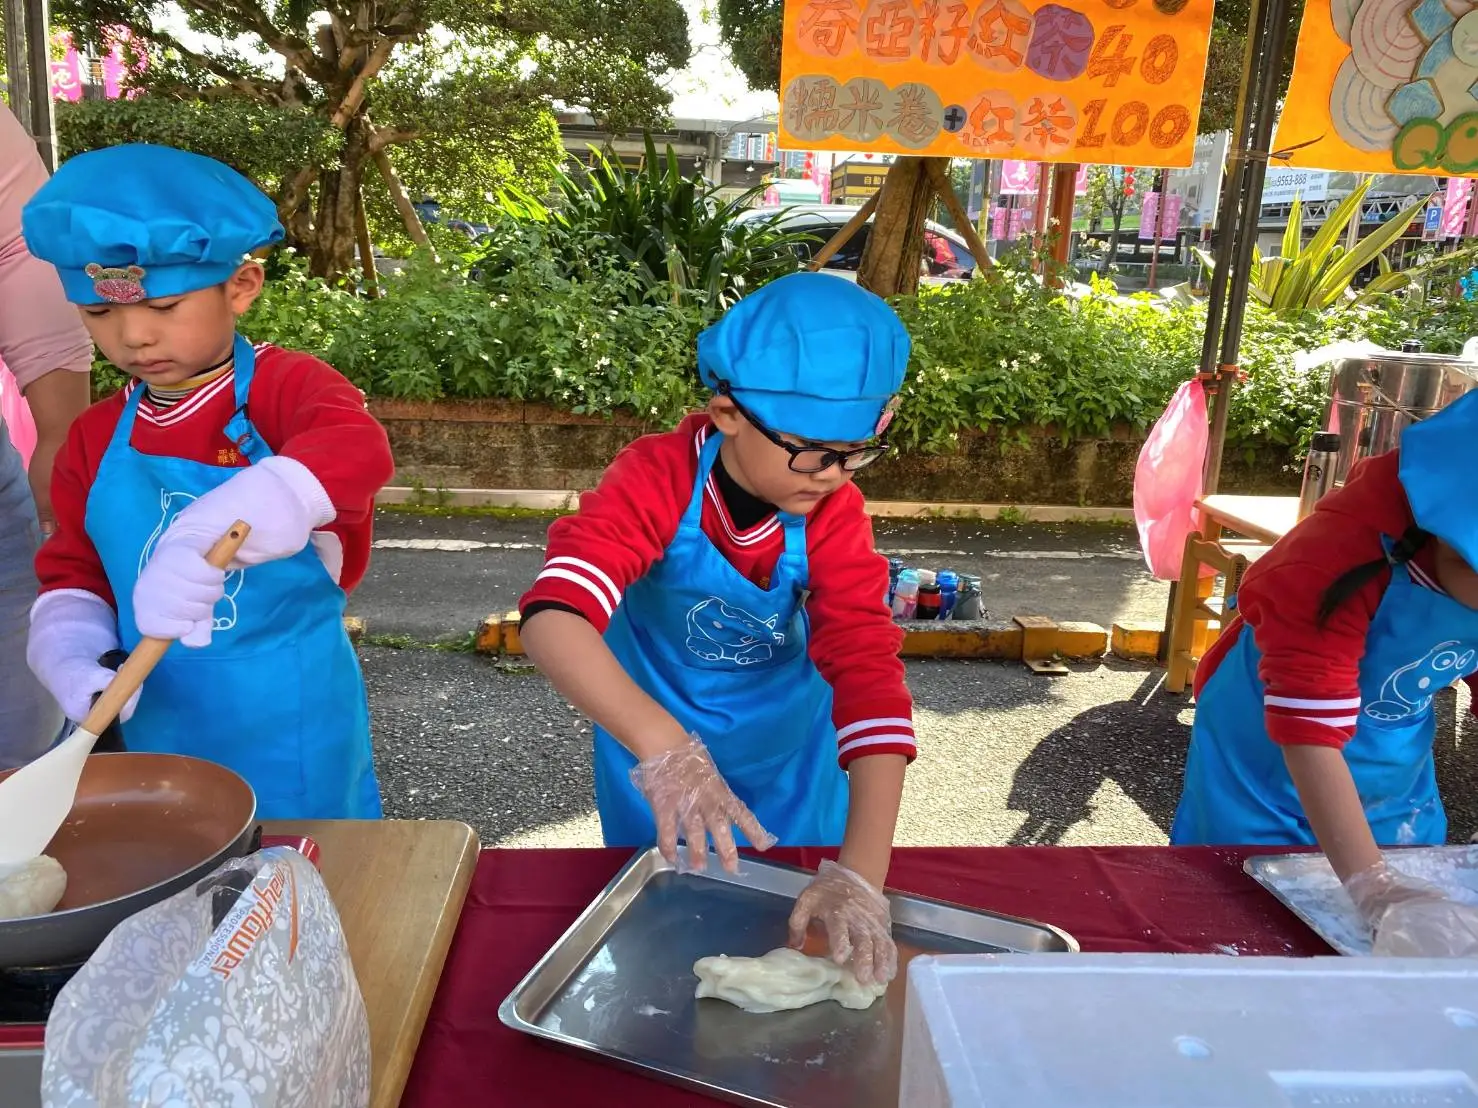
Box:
518 421 695 632
802 485 916 767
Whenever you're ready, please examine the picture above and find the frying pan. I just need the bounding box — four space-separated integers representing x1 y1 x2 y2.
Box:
0 752 256 969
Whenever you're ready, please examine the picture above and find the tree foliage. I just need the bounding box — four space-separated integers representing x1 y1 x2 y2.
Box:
52 0 692 280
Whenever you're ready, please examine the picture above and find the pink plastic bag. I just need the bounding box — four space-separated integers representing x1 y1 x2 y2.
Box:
1133 378 1209 581
0 355 37 468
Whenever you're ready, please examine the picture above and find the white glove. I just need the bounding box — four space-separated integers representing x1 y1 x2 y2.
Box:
165 456 334 568
132 542 227 647
27 589 140 725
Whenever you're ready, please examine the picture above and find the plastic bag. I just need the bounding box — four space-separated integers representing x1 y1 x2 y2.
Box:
42 847 370 1108
1133 378 1209 581
0 355 37 469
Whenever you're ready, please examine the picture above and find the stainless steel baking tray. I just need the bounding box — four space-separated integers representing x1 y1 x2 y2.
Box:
499 848 1078 1107
1244 846 1478 956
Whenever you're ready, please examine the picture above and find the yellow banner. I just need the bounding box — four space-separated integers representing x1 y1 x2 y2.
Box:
1275 0 1478 174
777 0 1215 167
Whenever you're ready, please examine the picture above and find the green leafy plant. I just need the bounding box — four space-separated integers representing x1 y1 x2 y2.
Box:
1192 179 1430 313
484 135 810 312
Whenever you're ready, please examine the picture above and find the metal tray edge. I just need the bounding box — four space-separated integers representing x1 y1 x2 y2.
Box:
1242 854 1364 957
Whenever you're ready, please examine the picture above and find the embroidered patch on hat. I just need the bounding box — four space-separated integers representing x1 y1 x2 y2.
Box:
85 263 147 304
875 395 901 437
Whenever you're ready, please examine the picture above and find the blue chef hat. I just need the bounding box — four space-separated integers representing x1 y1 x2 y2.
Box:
21 144 283 306
697 272 910 442
1400 388 1478 567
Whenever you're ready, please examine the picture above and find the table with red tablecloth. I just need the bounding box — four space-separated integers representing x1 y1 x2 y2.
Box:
398 846 1333 1108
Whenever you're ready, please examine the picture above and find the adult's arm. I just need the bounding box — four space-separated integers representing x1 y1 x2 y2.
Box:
0 106 94 527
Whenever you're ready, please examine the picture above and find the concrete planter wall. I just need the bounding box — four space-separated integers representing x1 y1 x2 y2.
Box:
371 399 1300 505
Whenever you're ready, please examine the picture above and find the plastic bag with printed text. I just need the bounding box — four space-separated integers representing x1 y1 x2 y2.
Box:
1133 378 1210 581
42 846 370 1108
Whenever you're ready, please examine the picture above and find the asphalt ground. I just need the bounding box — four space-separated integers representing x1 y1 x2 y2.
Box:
353 511 1478 849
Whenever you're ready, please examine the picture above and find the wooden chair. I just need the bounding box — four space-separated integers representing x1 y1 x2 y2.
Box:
1165 532 1269 694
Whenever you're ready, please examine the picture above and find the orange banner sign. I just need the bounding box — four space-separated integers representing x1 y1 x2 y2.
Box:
777 0 1215 167
1274 0 1478 174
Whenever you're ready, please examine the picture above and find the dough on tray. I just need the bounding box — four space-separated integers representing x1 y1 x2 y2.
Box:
0 855 67 920
693 947 887 1014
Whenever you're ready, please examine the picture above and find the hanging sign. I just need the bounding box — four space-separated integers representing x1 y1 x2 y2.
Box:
1274 0 1478 174
777 0 1217 167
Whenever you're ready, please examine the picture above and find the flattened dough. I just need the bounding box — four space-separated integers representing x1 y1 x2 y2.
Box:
0 855 67 920
693 948 887 1014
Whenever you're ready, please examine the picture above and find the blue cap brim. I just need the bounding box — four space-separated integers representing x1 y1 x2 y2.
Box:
736 387 885 444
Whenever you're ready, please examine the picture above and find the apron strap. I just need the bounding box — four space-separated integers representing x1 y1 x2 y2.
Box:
106 380 148 455
680 429 722 532
222 336 272 466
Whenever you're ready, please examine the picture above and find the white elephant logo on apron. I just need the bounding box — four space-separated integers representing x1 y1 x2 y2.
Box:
1365 640 1477 722
139 489 245 632
685 597 785 665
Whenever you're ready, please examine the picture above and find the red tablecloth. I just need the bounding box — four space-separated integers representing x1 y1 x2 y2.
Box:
399 846 1332 1108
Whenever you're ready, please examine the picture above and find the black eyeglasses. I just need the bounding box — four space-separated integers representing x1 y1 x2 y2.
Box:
716 383 891 473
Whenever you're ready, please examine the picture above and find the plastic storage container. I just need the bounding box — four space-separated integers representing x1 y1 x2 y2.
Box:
901 953 1478 1108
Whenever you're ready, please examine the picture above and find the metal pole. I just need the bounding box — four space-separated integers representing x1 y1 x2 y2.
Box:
1198 0 1291 493
1148 169 1167 290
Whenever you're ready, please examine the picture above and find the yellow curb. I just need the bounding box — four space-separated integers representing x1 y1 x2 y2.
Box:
475 614 503 654
344 616 365 645
500 610 524 656
1055 621 1109 661
898 621 1023 658
475 614 1109 664
1112 621 1162 662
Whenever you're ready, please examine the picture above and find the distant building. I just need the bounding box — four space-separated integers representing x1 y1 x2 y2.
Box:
555 111 778 201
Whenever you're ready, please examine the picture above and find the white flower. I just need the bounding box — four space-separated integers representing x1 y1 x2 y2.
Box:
998 358 1008 368
1029 351 1042 364
553 367 564 378
1011 359 1020 370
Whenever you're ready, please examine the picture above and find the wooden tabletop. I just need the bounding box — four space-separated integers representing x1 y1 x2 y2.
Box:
264 819 479 1108
1196 494 1301 545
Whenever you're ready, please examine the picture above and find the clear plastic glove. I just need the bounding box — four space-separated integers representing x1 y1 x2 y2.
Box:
28 590 141 725
788 860 898 987
629 735 776 874
1371 898 1478 957
166 457 333 568
1343 861 1447 926
132 541 226 647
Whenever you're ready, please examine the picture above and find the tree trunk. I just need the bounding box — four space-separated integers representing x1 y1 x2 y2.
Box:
856 156 939 298
308 116 373 282
1106 211 1123 274
372 148 433 251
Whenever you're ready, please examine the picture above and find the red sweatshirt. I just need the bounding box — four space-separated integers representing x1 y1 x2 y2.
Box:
519 414 915 767
1195 449 1478 747
38 343 393 606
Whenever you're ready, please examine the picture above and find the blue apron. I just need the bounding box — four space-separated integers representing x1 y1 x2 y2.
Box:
594 431 848 846
1171 545 1478 846
85 334 381 819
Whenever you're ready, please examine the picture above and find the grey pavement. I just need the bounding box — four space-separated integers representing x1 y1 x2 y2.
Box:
355 510 1478 849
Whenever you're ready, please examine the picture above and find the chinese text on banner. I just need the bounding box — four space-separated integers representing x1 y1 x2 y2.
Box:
779 0 1216 167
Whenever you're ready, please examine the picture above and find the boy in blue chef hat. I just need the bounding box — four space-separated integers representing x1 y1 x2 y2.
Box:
1173 386 1478 956
20 144 393 819
519 272 918 986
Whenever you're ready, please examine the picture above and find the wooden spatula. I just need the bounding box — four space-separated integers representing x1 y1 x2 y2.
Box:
0 521 250 869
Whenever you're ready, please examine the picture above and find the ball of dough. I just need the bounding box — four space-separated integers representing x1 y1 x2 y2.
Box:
693 948 887 1014
0 855 68 920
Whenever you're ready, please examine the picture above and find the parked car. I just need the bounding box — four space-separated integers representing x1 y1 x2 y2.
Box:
732 204 978 285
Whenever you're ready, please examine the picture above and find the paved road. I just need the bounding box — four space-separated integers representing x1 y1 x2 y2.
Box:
355 511 1478 849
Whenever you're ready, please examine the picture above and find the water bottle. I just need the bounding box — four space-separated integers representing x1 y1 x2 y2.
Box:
953 574 982 620
891 568 919 620
916 569 941 620
1297 431 1342 521
937 569 959 620
887 558 904 607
